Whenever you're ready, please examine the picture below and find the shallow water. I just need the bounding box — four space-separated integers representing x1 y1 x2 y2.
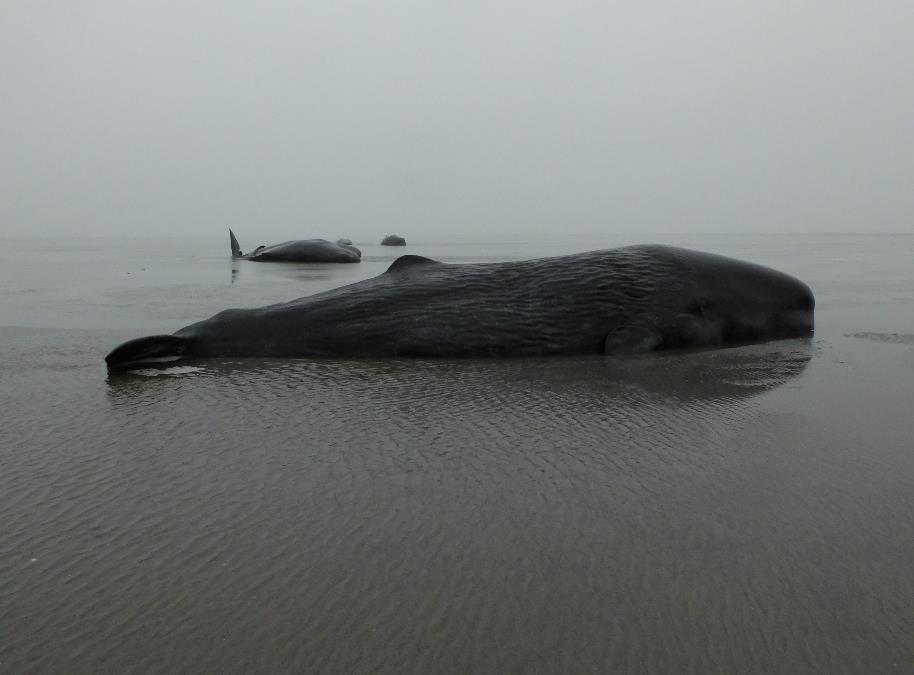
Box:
2 234 913 673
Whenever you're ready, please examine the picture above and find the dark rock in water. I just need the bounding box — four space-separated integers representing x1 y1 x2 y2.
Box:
229 229 360 263
106 245 815 369
381 234 406 246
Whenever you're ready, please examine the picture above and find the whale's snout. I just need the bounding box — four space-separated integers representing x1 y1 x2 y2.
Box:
777 281 816 336
105 335 195 369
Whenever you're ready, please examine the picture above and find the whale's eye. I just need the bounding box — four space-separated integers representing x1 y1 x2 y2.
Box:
688 298 711 316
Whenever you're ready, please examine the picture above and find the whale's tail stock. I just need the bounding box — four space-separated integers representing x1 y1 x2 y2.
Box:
105 335 196 370
230 229 242 258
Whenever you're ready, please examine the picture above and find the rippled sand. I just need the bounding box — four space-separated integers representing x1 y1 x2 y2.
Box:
2 235 914 672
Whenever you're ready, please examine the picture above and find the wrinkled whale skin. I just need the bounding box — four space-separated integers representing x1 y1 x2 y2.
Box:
106 245 814 367
230 229 361 263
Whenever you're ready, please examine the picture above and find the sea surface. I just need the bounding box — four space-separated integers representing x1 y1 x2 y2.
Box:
2 233 913 673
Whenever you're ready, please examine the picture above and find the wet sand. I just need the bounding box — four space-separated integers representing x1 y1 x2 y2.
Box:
2 235 913 672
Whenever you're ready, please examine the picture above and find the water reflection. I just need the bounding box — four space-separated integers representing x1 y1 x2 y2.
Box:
228 258 337 285
86 340 821 673
106 339 811 409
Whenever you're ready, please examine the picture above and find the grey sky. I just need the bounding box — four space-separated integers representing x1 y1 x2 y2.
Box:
2 1 912 238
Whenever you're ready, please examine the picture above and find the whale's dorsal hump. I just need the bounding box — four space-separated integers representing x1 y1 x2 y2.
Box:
385 255 443 274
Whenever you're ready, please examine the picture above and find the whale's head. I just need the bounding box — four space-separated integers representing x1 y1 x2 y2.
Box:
681 250 815 344
105 335 198 370
614 247 815 354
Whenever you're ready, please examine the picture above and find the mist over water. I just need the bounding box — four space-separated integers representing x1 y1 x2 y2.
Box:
2 3 914 239
2 234 914 672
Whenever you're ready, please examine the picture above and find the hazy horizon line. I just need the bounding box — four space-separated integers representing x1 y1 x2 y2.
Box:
2 231 912 240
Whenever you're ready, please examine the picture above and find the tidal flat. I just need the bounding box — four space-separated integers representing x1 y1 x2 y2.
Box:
2 234 913 673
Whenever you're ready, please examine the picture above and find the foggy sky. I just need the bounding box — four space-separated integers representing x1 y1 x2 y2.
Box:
2 1 912 238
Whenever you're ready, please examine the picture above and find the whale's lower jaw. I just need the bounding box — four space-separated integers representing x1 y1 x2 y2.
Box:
105 335 195 370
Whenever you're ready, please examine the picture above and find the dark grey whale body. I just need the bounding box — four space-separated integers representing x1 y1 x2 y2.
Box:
230 229 361 262
106 245 814 368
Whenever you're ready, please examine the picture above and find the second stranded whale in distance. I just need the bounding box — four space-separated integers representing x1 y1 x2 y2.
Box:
230 229 362 262
106 245 814 369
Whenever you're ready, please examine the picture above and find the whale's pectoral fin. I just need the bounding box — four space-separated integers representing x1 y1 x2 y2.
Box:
385 255 443 274
604 322 662 355
664 313 723 349
105 335 196 369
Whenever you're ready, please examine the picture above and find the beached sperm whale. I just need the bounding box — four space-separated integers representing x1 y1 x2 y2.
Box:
105 245 814 368
230 229 361 262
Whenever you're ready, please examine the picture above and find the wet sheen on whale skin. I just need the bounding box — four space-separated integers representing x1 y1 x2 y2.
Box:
105 245 814 368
